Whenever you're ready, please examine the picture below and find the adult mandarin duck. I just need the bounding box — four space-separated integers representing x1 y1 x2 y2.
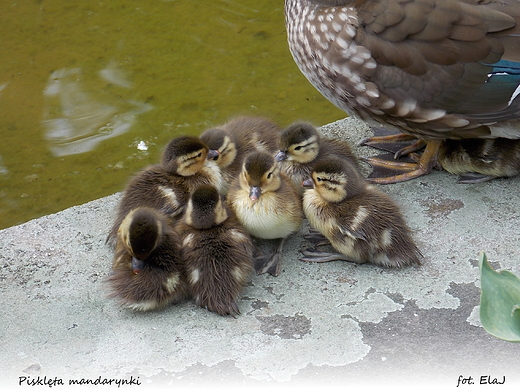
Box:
284 0 520 183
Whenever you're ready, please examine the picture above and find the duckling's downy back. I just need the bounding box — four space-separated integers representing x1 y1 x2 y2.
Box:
176 185 254 316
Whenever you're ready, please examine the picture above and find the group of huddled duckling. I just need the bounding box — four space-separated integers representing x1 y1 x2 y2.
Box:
105 116 520 316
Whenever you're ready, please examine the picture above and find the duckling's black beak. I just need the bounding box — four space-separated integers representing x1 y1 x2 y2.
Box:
207 149 221 161
275 151 288 162
302 178 314 188
132 257 144 275
249 186 261 202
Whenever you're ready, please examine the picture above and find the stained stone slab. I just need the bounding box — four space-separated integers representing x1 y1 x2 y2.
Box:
1 117 519 389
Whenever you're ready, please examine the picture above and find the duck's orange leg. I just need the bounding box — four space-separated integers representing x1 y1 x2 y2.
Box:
362 140 443 184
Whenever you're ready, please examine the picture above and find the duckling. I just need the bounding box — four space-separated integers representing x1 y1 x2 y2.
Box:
175 185 254 316
107 135 223 245
301 157 422 268
200 116 281 193
275 122 360 194
438 138 520 183
107 207 188 311
227 151 302 276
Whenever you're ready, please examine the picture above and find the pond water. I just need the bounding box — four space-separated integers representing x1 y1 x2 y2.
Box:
0 0 345 230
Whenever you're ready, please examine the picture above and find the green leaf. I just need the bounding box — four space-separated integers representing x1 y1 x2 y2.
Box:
479 252 520 342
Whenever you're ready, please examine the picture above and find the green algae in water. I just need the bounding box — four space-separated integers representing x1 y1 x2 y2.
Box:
0 0 346 230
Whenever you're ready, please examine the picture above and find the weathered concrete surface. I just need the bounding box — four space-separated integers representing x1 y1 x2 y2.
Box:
1 117 519 390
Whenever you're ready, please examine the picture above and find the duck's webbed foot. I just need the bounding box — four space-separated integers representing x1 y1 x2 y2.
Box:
359 127 444 184
254 236 289 277
299 247 367 264
362 140 442 184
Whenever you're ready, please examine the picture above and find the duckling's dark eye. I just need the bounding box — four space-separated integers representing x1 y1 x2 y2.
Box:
294 146 302 151
197 152 202 158
267 172 273 179
316 177 325 182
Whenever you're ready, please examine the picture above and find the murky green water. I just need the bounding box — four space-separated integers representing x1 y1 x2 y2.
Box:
0 0 345 230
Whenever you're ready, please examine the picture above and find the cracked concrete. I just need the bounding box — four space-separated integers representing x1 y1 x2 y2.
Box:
1 117 519 389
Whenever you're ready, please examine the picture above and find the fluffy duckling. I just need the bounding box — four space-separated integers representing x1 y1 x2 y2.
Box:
438 138 520 183
107 136 223 245
301 157 422 268
200 116 281 193
107 207 188 311
175 185 255 316
275 122 360 194
227 151 302 276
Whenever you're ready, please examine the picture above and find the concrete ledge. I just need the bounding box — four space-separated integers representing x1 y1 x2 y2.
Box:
1 117 519 389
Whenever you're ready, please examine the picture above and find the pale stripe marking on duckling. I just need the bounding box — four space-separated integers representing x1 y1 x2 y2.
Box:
179 149 204 165
189 268 200 285
126 300 159 312
165 273 181 293
118 209 134 240
289 135 319 163
232 266 248 284
214 199 229 225
219 136 231 155
182 233 195 248
380 228 393 248
158 186 179 208
154 218 163 249
229 229 249 243
118 209 137 256
350 206 369 233
254 139 271 154
202 160 225 193
217 136 237 168
184 201 194 227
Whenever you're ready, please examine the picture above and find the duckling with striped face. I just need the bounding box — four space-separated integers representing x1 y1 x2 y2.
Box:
107 136 223 246
176 185 254 316
200 116 281 193
227 151 302 276
302 157 422 268
107 207 188 311
275 122 360 194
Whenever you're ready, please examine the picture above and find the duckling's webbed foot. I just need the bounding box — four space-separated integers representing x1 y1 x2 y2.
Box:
254 237 289 277
457 172 497 184
254 253 282 276
303 231 330 246
299 247 367 264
